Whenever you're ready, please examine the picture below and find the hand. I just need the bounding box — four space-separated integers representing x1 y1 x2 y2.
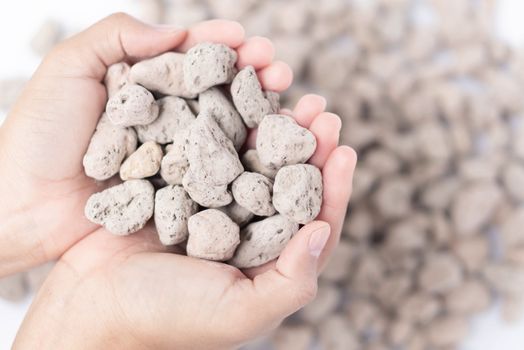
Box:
9 13 357 350
0 13 292 275
15 108 355 350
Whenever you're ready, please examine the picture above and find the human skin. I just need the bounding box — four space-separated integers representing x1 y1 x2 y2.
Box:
0 13 357 349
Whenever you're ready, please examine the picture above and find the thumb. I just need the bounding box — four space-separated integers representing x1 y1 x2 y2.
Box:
248 221 331 324
42 12 187 80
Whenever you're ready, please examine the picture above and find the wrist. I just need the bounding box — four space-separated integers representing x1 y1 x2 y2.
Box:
13 261 135 350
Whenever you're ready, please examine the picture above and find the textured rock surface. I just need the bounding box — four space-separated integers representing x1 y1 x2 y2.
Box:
273 164 323 224
187 209 240 261
199 87 247 150
85 180 155 235
129 52 196 98
182 170 233 208
257 114 317 169
183 42 238 94
120 141 163 180
229 215 298 268
241 149 278 179
155 185 199 245
160 128 190 185
106 84 159 127
135 96 195 144
104 62 130 97
231 65 280 128
83 114 137 181
186 113 243 186
231 172 275 216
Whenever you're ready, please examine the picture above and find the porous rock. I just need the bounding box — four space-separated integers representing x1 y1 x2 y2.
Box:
183 42 238 94
120 141 163 180
106 84 159 127
160 129 190 185
155 185 199 245
129 52 196 98
231 172 275 216
104 62 130 97
84 180 155 235
135 96 195 144
186 112 243 186
273 164 323 224
186 209 240 261
231 65 280 128
199 87 247 150
229 215 299 268
257 114 317 170
83 114 137 181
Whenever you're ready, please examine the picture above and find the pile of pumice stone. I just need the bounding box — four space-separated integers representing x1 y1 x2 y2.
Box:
82 42 322 267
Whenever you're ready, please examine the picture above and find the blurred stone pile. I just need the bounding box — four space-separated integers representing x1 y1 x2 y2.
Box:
2 0 524 349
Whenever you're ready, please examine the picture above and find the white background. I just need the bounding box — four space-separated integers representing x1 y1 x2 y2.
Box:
2 0 524 349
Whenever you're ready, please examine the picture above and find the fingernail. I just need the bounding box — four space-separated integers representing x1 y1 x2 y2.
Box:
308 225 331 257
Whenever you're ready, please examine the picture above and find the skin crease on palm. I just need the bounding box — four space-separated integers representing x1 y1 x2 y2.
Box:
0 14 357 350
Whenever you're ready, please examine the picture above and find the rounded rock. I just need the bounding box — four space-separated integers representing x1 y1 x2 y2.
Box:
231 65 280 128
257 114 317 169
155 185 198 246
232 172 275 216
273 164 323 224
187 209 240 261
183 42 238 94
129 52 196 98
229 215 299 268
84 180 155 235
83 114 137 181
106 84 159 127
120 141 163 180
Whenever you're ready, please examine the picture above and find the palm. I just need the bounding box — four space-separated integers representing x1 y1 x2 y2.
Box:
62 227 259 348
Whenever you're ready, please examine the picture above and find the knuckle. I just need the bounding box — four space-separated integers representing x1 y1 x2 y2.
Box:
294 281 318 307
105 12 131 25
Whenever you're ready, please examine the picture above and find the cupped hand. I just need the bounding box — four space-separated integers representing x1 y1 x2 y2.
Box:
15 96 356 350
9 13 357 350
0 13 292 275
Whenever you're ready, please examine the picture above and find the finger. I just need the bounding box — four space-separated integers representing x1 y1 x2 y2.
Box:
280 108 293 116
177 19 245 52
44 13 188 80
308 112 342 169
316 146 357 269
293 94 327 128
236 36 275 69
245 129 258 149
241 222 331 324
257 61 293 92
